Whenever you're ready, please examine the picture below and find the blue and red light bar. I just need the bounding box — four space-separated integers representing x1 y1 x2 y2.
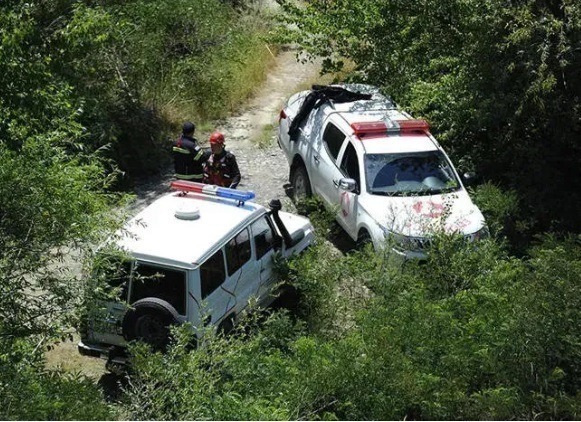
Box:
351 119 430 139
170 180 255 203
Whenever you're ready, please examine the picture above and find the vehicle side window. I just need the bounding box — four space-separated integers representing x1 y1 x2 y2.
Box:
131 263 186 314
226 228 251 275
251 216 275 259
200 249 226 300
322 123 346 161
340 142 361 187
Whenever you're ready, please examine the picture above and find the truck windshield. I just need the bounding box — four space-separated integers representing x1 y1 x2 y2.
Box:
365 151 460 196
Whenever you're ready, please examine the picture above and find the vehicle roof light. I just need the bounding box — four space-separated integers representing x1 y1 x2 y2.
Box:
351 121 389 139
170 181 255 205
395 119 430 134
351 119 430 139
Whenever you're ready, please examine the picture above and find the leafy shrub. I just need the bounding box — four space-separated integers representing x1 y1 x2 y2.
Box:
122 235 581 420
0 339 113 420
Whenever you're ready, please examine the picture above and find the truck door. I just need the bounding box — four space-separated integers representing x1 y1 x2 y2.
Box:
311 121 347 204
335 141 361 239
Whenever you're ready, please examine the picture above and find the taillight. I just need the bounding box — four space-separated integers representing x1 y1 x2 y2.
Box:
279 109 287 122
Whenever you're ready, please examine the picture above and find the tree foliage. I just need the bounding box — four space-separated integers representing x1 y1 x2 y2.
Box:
0 0 275 418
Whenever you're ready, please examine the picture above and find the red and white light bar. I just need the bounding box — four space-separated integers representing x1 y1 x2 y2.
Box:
170 180 255 203
351 119 430 139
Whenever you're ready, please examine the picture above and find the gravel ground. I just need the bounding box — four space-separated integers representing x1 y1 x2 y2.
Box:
132 48 321 213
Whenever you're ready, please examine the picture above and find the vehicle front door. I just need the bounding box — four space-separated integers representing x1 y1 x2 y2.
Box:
250 215 278 304
311 121 347 206
335 141 361 239
225 228 261 315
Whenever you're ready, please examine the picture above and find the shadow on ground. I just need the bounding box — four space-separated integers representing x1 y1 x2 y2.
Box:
98 372 129 403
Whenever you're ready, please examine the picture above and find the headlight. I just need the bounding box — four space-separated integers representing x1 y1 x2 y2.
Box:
466 225 490 242
380 227 430 252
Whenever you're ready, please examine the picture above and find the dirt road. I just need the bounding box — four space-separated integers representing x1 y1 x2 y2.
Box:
132 48 321 212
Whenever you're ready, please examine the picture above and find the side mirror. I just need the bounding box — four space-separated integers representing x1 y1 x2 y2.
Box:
338 178 358 192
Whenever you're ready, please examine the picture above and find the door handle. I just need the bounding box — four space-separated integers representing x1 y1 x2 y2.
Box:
333 179 340 188
313 155 320 164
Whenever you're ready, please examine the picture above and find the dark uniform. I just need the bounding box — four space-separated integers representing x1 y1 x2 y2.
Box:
172 134 208 181
203 150 241 189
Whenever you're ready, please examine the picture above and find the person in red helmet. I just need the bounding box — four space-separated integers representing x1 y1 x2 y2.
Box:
203 131 241 189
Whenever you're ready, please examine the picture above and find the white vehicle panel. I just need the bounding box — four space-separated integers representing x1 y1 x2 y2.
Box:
278 84 487 257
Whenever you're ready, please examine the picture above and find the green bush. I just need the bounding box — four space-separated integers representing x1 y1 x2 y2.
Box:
278 0 581 234
122 235 581 420
0 341 113 420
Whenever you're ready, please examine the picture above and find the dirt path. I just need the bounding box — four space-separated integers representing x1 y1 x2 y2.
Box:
213 48 320 208
132 48 321 212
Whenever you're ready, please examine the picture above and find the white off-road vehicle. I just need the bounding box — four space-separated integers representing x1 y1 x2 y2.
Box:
278 84 487 258
78 181 314 366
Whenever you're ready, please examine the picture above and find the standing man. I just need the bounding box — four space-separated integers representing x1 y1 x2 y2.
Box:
172 121 208 182
203 132 241 189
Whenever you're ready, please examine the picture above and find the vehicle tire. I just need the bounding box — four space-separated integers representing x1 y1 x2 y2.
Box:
356 229 372 250
217 314 235 336
291 165 312 212
122 298 180 351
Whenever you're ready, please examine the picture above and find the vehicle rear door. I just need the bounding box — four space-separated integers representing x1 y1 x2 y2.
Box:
199 249 233 326
225 228 261 314
311 121 347 205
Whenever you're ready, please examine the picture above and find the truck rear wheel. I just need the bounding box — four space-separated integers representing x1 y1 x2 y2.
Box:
291 166 312 212
122 298 179 351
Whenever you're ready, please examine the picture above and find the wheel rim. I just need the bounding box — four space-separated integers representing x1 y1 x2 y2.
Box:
293 171 307 201
135 314 167 347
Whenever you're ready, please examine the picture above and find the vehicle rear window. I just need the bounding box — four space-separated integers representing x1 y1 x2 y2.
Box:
130 263 186 315
322 123 346 161
92 253 131 301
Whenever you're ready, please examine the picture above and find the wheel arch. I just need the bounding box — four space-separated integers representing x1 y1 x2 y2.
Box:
289 155 314 193
289 154 306 178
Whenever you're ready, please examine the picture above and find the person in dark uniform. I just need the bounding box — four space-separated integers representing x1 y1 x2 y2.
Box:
172 121 209 182
203 132 241 189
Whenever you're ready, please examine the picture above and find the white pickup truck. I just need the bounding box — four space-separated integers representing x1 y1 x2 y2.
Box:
277 84 487 258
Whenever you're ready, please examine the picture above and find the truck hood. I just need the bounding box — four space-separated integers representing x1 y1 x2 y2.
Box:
360 190 486 237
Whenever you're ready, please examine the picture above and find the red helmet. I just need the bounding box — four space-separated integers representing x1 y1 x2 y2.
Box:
209 132 225 145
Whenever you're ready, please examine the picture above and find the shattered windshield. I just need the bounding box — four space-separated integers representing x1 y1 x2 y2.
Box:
365 151 460 196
